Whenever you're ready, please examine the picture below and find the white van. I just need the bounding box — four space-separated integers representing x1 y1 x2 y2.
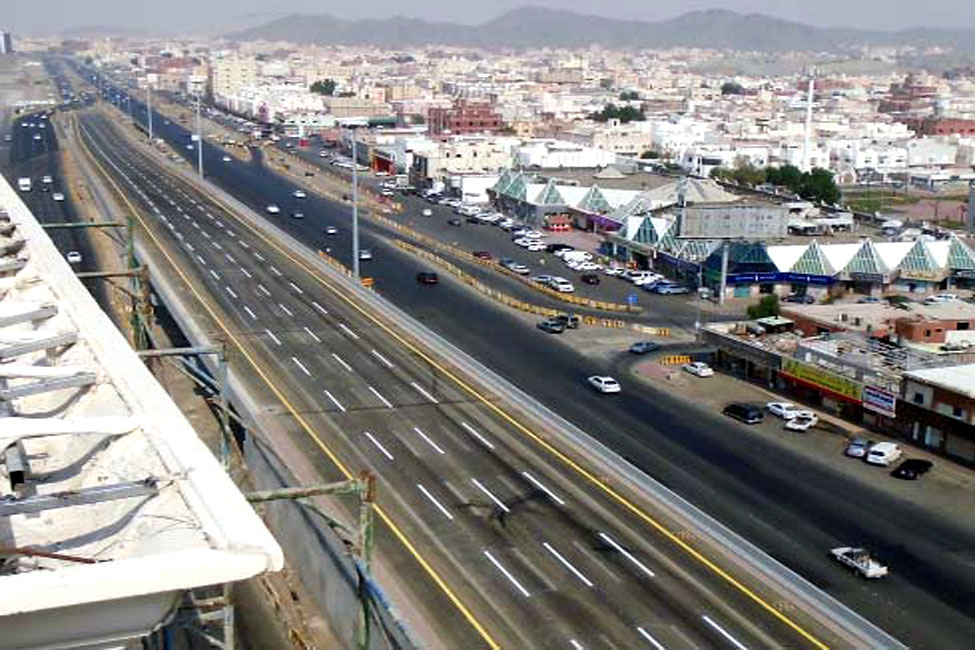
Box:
866 442 902 466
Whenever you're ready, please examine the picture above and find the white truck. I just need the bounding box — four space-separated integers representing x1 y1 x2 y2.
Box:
17 177 31 192
830 547 888 578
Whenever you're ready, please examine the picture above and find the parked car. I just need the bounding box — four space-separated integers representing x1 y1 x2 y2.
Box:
537 319 566 334
844 437 874 458
416 271 439 285
783 294 815 304
603 266 626 277
530 274 553 286
629 341 660 354
655 284 690 295
473 251 493 260
509 263 531 275
587 375 621 394
766 402 801 419
581 273 600 285
866 441 902 466
722 402 765 425
549 278 575 293
857 296 884 304
552 314 581 329
499 258 516 269
546 243 574 254
683 361 714 377
891 458 933 480
447 218 463 226
785 412 818 431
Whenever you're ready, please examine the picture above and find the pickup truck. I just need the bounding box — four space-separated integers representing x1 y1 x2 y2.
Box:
830 547 888 578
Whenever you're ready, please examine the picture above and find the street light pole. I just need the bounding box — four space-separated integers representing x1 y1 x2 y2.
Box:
196 91 204 178
147 83 153 142
352 128 360 279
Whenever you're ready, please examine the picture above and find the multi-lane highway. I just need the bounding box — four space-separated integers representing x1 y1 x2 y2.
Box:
44 61 975 649
73 108 849 649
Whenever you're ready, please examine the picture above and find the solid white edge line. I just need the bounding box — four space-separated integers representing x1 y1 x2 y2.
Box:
371 349 394 368
702 616 747 650
413 426 446 455
331 353 353 372
417 484 454 520
482 550 530 598
470 478 509 513
542 542 593 587
411 381 439 403
598 532 655 578
364 431 394 460
368 385 393 408
521 471 566 505
636 627 666 650
460 421 495 449
291 356 312 377
323 389 346 413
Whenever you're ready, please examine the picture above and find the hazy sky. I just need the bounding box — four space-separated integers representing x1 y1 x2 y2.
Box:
5 0 975 35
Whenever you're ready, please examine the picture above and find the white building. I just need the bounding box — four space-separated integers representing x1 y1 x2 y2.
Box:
515 140 618 169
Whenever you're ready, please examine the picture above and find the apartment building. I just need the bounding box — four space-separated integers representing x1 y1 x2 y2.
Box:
428 99 502 136
900 365 975 463
210 56 258 99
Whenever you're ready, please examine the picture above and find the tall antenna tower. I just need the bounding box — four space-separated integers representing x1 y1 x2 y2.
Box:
801 68 817 172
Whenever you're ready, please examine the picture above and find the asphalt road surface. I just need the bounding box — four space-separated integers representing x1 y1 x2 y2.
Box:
65 64 975 649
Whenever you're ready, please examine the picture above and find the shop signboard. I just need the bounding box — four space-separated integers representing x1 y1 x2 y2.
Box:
781 358 863 403
862 385 897 418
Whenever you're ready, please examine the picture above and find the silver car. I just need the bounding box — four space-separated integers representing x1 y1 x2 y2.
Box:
844 437 874 458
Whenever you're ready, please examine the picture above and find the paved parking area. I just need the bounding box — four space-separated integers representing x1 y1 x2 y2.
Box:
629 358 975 532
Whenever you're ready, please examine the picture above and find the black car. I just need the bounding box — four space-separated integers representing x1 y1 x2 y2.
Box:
466 215 481 223
891 458 933 480
581 273 600 285
722 403 765 425
416 271 439 285
537 319 566 334
447 218 463 226
783 294 815 304
546 243 574 254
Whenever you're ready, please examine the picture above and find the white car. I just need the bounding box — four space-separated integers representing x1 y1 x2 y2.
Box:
549 278 575 293
522 230 544 240
222 155 232 162
588 375 621 394
632 274 661 286
766 402 801 419
266 204 280 214
52 192 65 202
422 208 433 217
924 292 958 304
624 270 653 283
866 441 902 466
784 412 818 431
324 226 338 235
293 190 307 199
358 249 373 261
603 266 626 276
65 251 82 264
42 175 53 184
576 261 602 272
509 263 531 275
525 243 546 252
683 362 714 378
513 238 533 247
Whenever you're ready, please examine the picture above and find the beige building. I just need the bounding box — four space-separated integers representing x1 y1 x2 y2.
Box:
411 137 514 185
321 96 391 119
210 56 259 98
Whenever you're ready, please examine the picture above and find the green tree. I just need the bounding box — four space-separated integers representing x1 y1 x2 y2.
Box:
310 79 337 96
640 150 661 159
619 90 640 101
766 164 803 192
746 295 780 320
721 81 745 95
799 167 841 205
591 103 645 123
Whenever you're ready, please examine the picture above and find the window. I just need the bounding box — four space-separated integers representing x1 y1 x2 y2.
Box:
958 322 970 331
954 406 966 419
925 329 932 337
913 391 925 404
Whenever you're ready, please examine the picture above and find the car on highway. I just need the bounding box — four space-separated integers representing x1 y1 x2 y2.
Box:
416 271 439 285
42 175 53 184
266 204 280 214
866 441 902 466
549 278 575 293
222 155 232 162
587 376 621 394
421 208 433 217
185 143 193 149
508 263 531 275
536 319 566 334
655 284 691 295
324 226 338 235
844 437 874 458
784 412 818 431
722 402 765 425
629 341 660 354
290 211 304 219
65 251 82 264
52 192 65 202
766 402 801 419
830 547 888 579
292 189 307 199
358 249 373 261
581 273 600 285
33 133 42 141
447 218 462 226
683 361 714 377
891 458 933 480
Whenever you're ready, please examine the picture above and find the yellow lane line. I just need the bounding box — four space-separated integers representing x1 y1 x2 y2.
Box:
77 121 501 650
197 152 833 650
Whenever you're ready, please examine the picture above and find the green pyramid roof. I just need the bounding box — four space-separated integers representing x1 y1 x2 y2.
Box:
578 184 611 214
492 168 513 194
791 240 834 276
503 173 527 201
899 238 938 275
845 239 888 275
632 217 658 245
948 235 975 271
535 179 566 205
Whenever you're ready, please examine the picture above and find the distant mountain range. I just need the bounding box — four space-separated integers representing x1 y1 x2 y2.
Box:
227 7 975 53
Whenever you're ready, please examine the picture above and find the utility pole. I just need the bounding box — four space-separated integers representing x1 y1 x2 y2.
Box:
801 69 816 172
147 82 154 143
351 127 360 279
196 91 204 178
